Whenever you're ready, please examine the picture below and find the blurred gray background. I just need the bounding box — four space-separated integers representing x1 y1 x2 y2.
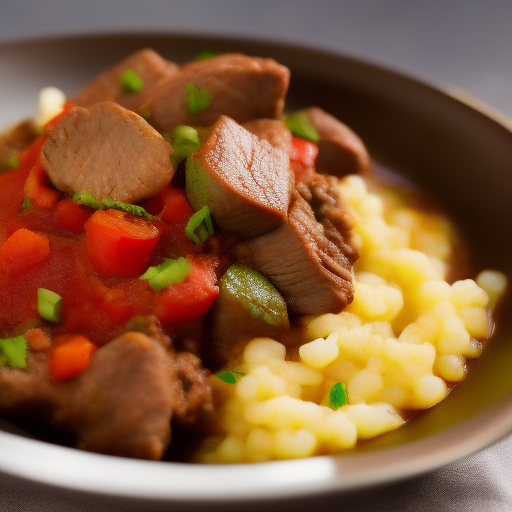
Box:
1 0 512 117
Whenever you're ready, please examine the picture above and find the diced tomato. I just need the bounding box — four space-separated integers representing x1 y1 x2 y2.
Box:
49 335 97 381
160 192 194 224
24 159 60 208
44 101 76 131
0 228 50 275
18 135 48 172
85 209 161 277
54 199 92 234
154 256 219 325
144 186 194 223
289 137 319 168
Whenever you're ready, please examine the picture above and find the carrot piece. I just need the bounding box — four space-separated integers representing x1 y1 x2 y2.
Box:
154 256 219 325
289 137 319 168
85 209 161 277
0 228 50 275
24 159 60 208
44 101 75 131
55 199 92 234
25 328 51 351
49 335 97 381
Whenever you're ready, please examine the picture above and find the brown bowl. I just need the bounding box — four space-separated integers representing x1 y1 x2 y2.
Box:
0 33 511 505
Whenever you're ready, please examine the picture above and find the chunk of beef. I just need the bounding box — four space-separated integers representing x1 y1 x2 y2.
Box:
0 353 61 414
41 102 174 203
172 352 214 426
0 120 38 172
302 107 371 176
73 48 180 113
143 53 290 133
243 118 292 155
296 173 359 261
186 115 293 236
235 192 356 314
65 332 176 460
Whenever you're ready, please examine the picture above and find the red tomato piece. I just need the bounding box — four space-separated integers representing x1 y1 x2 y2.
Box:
0 228 50 275
154 256 219 325
160 192 194 224
50 335 97 381
85 209 161 277
24 159 60 208
54 199 92 234
289 137 319 168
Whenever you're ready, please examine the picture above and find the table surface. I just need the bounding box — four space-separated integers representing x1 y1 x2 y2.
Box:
1 1 511 511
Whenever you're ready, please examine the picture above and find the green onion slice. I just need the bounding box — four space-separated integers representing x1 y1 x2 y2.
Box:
120 69 144 93
101 197 157 221
329 382 348 410
8 153 19 169
186 83 212 114
72 190 104 209
194 50 221 61
285 111 320 143
0 336 28 369
185 205 214 244
171 125 200 164
215 370 245 384
38 288 63 324
140 257 191 292
72 190 156 220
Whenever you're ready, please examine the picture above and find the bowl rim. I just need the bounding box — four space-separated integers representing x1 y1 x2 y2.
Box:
0 31 511 504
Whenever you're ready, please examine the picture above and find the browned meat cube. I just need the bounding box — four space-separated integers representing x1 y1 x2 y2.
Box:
243 118 292 155
143 53 290 133
303 107 371 176
73 48 180 113
41 102 174 203
235 192 356 315
186 115 293 237
66 332 176 460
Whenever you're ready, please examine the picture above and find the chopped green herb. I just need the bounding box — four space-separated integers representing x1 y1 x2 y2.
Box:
215 370 245 384
185 205 214 244
171 125 200 161
19 198 32 214
102 197 157 221
329 382 348 410
8 153 19 169
38 288 63 323
140 257 191 292
73 190 104 209
186 83 212 114
120 69 144 93
0 336 28 369
194 50 221 61
285 111 320 143
72 190 157 220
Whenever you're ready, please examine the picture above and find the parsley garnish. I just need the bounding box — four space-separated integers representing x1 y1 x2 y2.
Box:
8 153 19 169
120 69 144 93
186 83 212 114
215 370 246 384
329 382 348 410
194 50 221 61
285 111 320 143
